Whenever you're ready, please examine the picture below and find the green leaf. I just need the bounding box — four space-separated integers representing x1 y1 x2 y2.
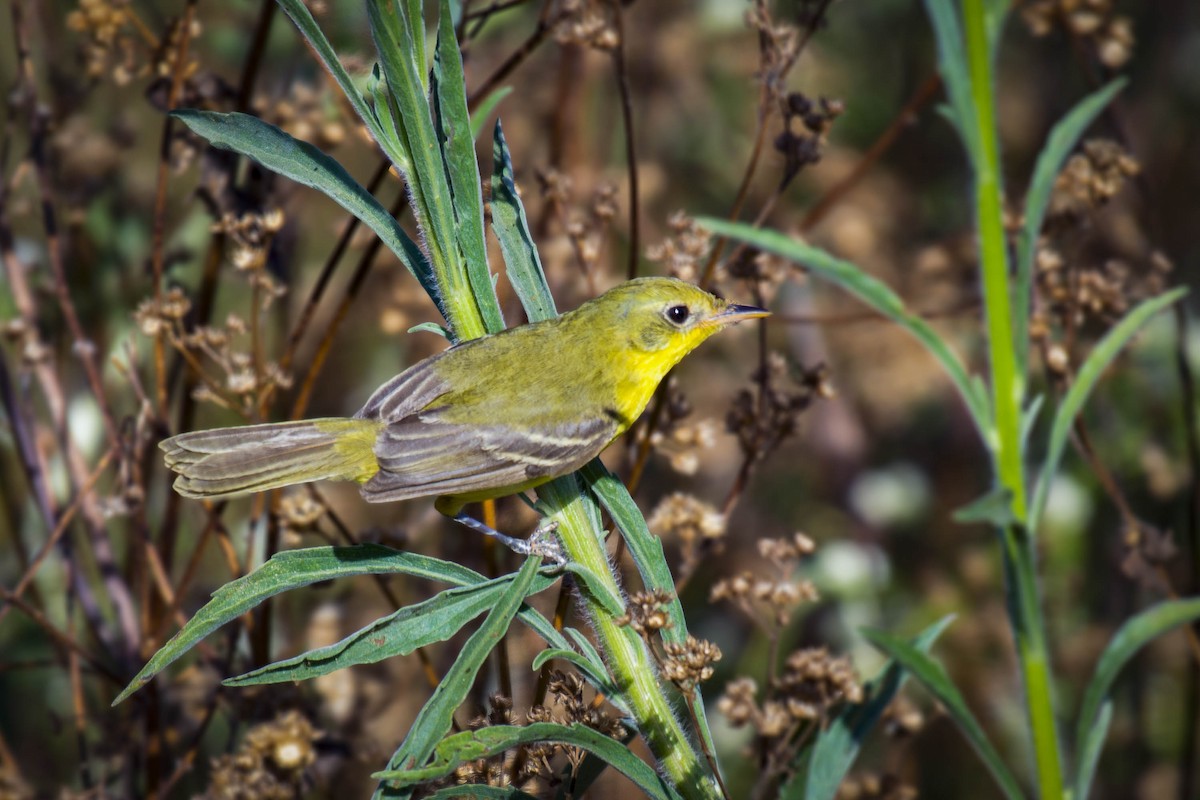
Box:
952 487 1015 527
564 628 620 710
470 87 513 142
170 110 442 315
433 0 505 334
374 557 542 798
407 321 451 338
786 616 954 800
427 787 539 800
698 220 991 440
491 120 557 323
114 545 570 705
225 571 557 686
580 459 718 758
1030 288 1186 527
1073 598 1200 799
531 647 618 697
274 0 388 150
1074 700 1112 800
114 545 476 704
1015 79 1127 378
368 0 485 341
921 0 980 166
374 722 679 800
564 561 626 617
369 62 411 174
862 628 1024 800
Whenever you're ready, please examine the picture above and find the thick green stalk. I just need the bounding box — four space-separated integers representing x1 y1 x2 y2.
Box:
538 477 718 800
962 0 1064 796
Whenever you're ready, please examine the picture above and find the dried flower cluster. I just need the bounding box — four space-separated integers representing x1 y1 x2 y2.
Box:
633 382 722 477
536 169 619 291
775 92 844 185
711 533 820 629
257 82 348 150
726 247 791 305
68 0 142 84
616 590 722 697
1120 522 1179 591
278 490 327 544
717 648 861 748
727 353 832 466
1046 139 1140 222
201 711 319 800
836 772 918 800
213 207 287 276
647 492 726 575
614 588 676 638
554 0 620 51
746 1 803 93
661 635 723 692
448 673 626 792
1029 140 1172 371
646 212 714 284
68 0 203 87
134 286 293 415
1021 0 1134 68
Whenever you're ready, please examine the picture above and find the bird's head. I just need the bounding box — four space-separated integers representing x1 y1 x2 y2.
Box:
595 277 769 365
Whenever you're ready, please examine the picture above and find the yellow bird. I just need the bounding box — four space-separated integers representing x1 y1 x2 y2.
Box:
161 277 768 555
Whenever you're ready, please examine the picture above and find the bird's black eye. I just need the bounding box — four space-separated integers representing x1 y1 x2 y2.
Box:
665 304 690 325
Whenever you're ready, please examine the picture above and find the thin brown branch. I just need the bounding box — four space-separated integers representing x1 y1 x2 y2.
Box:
149 0 200 415
801 72 942 231
468 0 559 112
289 188 405 420
0 585 122 686
608 0 640 280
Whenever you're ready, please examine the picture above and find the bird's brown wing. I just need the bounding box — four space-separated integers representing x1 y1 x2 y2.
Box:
360 408 617 503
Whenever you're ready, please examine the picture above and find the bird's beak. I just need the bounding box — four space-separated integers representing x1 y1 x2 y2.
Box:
712 303 771 326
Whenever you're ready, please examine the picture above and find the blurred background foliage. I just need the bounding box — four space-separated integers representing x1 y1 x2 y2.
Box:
0 0 1197 797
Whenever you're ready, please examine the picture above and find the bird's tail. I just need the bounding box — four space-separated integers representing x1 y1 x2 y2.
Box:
161 418 384 499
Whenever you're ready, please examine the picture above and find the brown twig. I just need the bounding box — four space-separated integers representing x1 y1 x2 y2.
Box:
468 0 559 112
0 586 122 686
270 157 392 402
800 72 942 231
0 447 116 629
149 0 200 415
608 0 640 280
289 187 405 420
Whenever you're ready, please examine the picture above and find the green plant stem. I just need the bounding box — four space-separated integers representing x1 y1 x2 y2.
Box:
538 477 718 800
963 0 1063 796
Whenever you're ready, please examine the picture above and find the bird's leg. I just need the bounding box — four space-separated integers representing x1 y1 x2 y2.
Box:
451 512 566 566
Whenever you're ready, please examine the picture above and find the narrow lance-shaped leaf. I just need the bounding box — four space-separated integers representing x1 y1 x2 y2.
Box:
697 219 992 440
1073 598 1200 799
1030 288 1186 526
921 0 980 166
374 556 542 799
491 120 557 323
862 628 1024 800
787 616 955 800
433 0 505 333
171 110 441 312
273 0 389 153
367 0 485 340
224 571 558 687
113 546 569 705
375 723 681 800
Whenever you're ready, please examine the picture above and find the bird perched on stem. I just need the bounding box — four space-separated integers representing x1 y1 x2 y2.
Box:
161 277 768 558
